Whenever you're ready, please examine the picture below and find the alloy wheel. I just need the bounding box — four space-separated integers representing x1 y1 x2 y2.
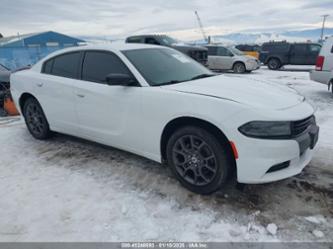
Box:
171 135 218 186
25 101 47 137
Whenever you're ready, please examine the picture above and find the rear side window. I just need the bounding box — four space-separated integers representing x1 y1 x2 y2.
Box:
43 59 53 74
127 37 142 43
262 43 289 52
292 44 307 54
145 37 160 45
51 52 81 79
82 51 132 84
207 47 217 56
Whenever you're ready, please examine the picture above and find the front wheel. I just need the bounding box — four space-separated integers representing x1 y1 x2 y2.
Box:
233 62 246 74
166 126 231 194
23 97 52 139
267 58 281 70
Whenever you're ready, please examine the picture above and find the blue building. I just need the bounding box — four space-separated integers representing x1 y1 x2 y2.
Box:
0 31 85 70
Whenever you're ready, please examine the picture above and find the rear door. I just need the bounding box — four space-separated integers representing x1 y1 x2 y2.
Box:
289 44 308 65
38 52 81 134
207 46 218 69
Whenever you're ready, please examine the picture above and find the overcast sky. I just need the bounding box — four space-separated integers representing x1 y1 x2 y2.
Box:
1 0 332 40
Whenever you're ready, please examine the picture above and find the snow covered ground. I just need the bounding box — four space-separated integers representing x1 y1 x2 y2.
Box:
0 67 332 242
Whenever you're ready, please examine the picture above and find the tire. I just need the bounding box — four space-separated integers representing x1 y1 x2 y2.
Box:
166 126 231 194
233 62 246 74
23 97 52 140
267 58 281 70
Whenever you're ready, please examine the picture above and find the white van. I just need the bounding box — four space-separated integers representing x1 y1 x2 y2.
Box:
310 37 333 93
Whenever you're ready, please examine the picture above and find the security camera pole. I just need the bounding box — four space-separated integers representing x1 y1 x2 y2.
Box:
320 14 329 43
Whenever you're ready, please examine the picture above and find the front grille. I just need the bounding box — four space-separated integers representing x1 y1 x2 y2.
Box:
292 116 315 137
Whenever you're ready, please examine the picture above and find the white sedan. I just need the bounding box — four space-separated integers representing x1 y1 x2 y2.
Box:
10 44 319 194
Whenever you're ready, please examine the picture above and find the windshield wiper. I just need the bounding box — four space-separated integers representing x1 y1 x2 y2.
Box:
190 73 216 81
153 80 185 86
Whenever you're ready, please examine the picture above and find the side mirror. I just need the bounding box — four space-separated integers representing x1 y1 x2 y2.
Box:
105 73 137 86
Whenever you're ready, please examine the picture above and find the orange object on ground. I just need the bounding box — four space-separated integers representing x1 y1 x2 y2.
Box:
4 97 19 116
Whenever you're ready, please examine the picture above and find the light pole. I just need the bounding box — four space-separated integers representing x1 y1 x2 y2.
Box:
320 14 329 43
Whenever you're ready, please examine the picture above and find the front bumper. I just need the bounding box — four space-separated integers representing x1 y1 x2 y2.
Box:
245 60 261 71
235 122 319 184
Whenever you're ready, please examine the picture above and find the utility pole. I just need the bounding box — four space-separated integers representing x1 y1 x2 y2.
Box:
320 14 329 43
194 11 208 43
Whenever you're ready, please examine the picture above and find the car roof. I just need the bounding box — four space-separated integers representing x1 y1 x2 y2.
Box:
32 43 166 70
41 43 163 59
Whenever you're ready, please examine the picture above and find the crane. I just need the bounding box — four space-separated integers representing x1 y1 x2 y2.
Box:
194 11 208 43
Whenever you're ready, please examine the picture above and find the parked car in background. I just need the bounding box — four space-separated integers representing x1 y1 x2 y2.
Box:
235 44 261 59
260 41 321 70
206 45 260 73
310 37 333 94
10 44 319 194
0 64 10 111
126 34 208 65
0 63 10 83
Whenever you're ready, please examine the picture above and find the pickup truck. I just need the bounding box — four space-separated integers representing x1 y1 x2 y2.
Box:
126 34 208 65
259 42 321 70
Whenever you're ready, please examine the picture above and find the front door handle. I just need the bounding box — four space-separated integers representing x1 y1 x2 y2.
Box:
77 94 85 98
36 83 43 87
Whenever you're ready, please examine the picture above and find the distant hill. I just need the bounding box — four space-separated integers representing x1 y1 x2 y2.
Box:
192 28 333 45
79 28 333 45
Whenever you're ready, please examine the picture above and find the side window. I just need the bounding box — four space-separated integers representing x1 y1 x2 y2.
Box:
51 52 81 79
292 44 307 54
331 45 333 53
82 51 132 84
127 37 142 43
42 59 54 74
145 37 160 45
309 44 321 53
217 47 230 56
207 47 217 56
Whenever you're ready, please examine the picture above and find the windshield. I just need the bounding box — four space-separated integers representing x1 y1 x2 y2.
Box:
159 36 178 46
228 47 245 56
123 48 214 86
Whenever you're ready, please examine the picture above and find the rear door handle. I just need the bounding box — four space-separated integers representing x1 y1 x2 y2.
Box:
77 94 85 98
36 83 43 87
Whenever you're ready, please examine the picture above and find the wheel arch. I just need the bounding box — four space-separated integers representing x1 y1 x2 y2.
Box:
232 61 246 69
267 56 282 65
19 93 38 115
160 116 237 176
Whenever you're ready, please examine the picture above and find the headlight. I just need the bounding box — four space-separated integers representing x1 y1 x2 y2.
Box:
238 121 292 139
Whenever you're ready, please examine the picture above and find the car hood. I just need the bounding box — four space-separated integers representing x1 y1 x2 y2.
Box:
161 74 305 110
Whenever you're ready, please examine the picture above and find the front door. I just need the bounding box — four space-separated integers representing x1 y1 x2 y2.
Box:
73 50 142 149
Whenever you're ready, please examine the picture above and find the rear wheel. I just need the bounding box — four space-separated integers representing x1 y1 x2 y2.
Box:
23 97 52 139
233 62 246 74
166 126 231 194
267 58 281 70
